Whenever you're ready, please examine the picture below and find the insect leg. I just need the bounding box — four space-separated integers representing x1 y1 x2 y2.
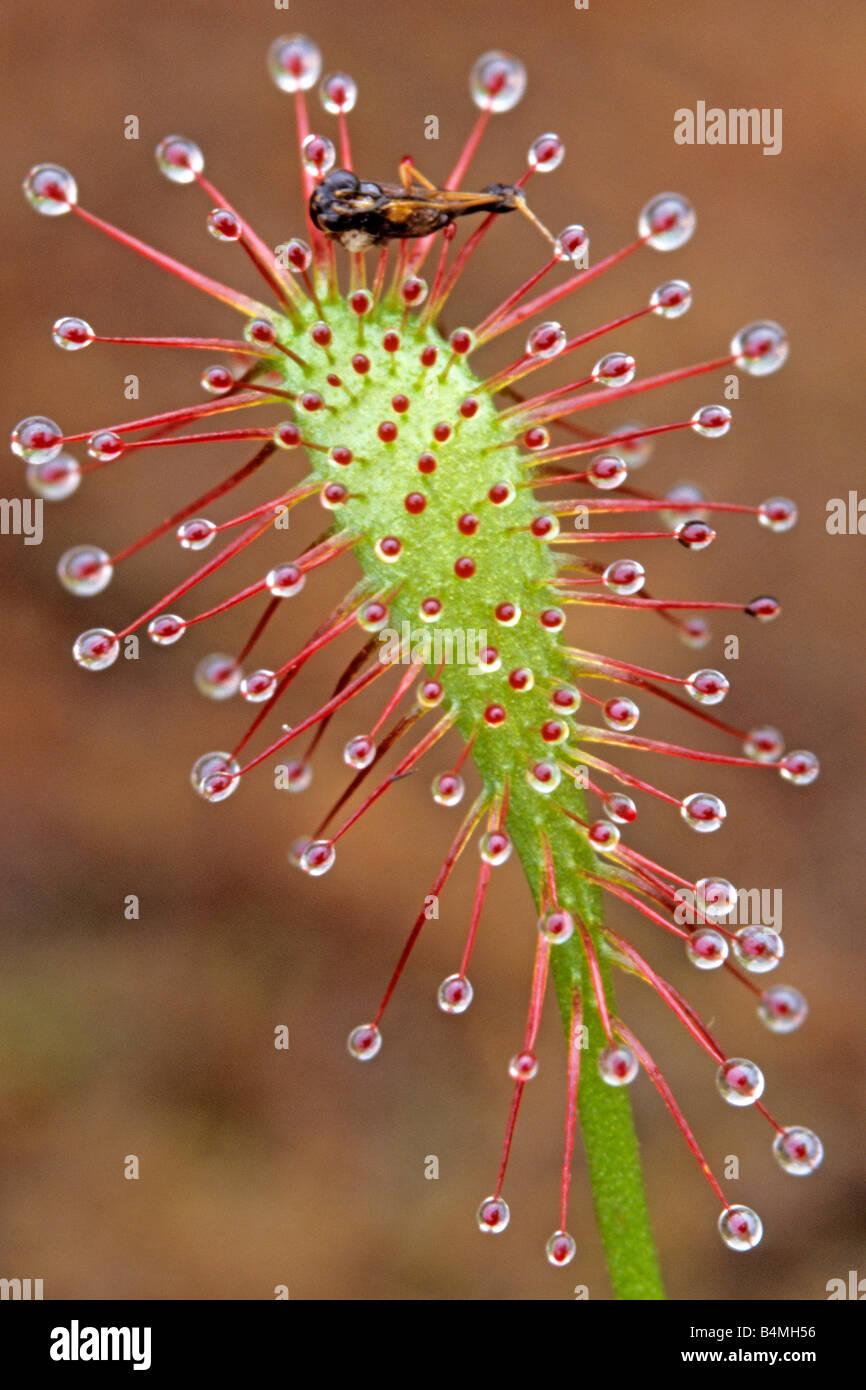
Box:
513 193 559 251
398 158 439 192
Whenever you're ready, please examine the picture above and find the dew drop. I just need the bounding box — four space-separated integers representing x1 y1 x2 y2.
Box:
718 1205 762 1251
526 761 561 794
275 423 302 450
280 760 312 795
194 653 242 701
357 600 389 633
87 431 124 462
593 351 636 387
72 627 119 671
469 50 526 113
23 163 77 215
509 1051 539 1081
554 224 589 264
438 974 473 1014
540 719 567 744
207 208 241 242
733 926 784 973
449 327 475 356
758 496 797 532
685 669 729 705
539 907 574 945
675 519 716 550
299 839 336 876
27 452 80 501
400 275 428 307
302 133 336 176
155 135 204 184
546 1231 577 1267
509 666 534 691
177 518 216 551
691 404 732 438
686 927 729 969
57 545 113 597
531 513 559 540
588 453 628 490
527 132 565 173
350 287 373 315
773 1126 823 1176
418 597 442 624
598 1044 639 1086
603 697 639 730
650 279 692 318
778 750 820 785
268 34 322 93
494 602 520 627
375 535 402 563
190 751 240 803
319 71 358 114
480 830 511 866
147 614 186 646
603 559 645 595
242 321 276 355
681 792 726 833
551 685 581 714
680 616 711 649
477 1194 510 1233
403 489 428 517
695 877 736 919
484 702 507 728
604 793 637 824
523 426 550 451
52 316 93 350
417 679 444 710
716 1058 765 1107
639 192 696 251
432 772 465 807
11 415 63 463
200 364 234 394
745 595 780 622
240 669 278 703
758 984 807 1033
266 563 305 598
588 820 621 853
347 1023 381 1061
284 239 313 274
526 320 566 359
731 320 788 377
344 734 376 770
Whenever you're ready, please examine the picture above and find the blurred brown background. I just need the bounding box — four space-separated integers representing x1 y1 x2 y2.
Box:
1 0 863 1301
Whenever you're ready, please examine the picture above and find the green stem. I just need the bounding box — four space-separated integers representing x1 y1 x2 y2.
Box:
500 774 665 1300
549 938 664 1300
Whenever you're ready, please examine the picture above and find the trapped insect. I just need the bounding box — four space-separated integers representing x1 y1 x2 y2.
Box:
309 163 557 251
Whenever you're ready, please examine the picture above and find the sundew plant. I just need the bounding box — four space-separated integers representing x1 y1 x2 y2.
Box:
15 36 823 1300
